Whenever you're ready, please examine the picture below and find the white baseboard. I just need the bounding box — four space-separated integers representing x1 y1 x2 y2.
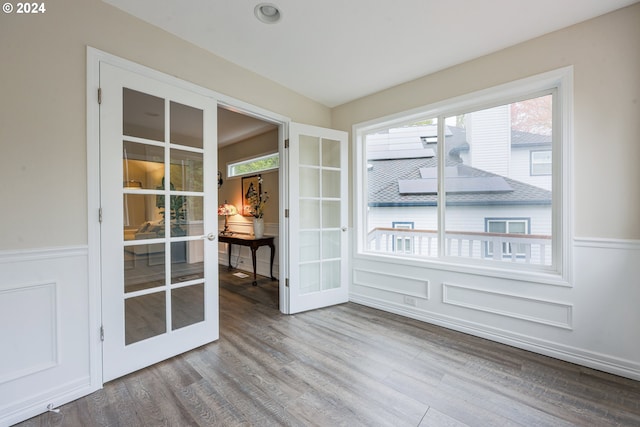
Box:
349 293 640 381
0 377 97 427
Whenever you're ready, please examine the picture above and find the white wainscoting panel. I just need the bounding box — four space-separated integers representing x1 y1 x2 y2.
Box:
353 268 429 299
0 282 58 384
0 246 96 427
350 237 640 380
442 283 573 329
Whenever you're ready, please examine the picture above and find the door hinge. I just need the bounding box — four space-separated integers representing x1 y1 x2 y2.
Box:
284 209 289 218
97 88 102 105
285 278 289 288
284 138 289 149
98 208 103 223
100 325 104 342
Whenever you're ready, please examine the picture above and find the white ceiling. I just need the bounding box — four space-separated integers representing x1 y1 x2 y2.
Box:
103 0 637 108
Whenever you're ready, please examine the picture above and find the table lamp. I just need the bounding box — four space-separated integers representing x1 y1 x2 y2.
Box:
218 202 238 236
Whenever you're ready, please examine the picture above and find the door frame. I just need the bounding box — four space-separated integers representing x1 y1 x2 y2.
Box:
87 47 292 387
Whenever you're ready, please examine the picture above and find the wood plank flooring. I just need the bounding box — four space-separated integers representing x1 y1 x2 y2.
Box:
16 267 640 426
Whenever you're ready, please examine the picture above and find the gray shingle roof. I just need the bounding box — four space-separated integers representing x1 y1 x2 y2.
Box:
367 126 552 207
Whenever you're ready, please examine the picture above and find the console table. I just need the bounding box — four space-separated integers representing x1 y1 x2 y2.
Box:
219 234 276 286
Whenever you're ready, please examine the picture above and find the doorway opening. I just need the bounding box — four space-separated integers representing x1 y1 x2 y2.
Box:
217 106 281 309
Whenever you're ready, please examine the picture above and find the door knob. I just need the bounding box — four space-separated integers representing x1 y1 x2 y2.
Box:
207 233 216 241
341 227 348 232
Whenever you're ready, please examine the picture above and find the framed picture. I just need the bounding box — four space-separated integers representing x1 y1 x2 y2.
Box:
241 175 261 216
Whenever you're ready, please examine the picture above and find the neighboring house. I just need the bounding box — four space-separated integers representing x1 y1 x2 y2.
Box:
366 111 553 264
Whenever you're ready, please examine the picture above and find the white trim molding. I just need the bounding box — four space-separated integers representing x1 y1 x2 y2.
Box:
574 237 640 251
442 282 573 329
353 268 430 300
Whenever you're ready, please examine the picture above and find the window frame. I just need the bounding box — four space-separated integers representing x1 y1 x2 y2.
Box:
353 67 573 286
226 151 279 179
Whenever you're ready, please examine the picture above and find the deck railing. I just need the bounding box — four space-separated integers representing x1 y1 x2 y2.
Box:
367 227 552 265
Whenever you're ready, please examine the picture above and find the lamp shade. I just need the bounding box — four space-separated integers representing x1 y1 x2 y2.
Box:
218 203 238 216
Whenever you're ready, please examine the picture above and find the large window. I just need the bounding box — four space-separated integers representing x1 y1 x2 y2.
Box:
356 69 572 279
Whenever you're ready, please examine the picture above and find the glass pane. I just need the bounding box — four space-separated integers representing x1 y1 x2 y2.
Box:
299 135 320 166
124 245 165 293
322 201 340 228
488 221 506 233
125 291 166 345
300 231 320 262
300 263 320 294
322 138 340 168
300 199 320 229
365 117 439 258
123 194 164 240
170 149 203 192
299 167 320 197
228 153 279 178
509 222 526 234
322 169 340 198
170 101 203 149
161 196 203 238
123 141 164 190
444 93 553 265
322 230 341 259
172 284 204 330
123 88 164 141
321 260 340 290
171 240 204 284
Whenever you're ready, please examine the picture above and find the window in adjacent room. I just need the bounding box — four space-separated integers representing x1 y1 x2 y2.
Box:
227 152 279 178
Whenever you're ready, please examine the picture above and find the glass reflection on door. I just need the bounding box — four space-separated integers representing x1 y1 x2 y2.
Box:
122 88 207 345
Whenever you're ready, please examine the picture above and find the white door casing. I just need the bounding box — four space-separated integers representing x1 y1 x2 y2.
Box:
100 62 218 382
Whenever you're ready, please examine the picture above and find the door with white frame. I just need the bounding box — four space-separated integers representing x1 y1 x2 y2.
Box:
100 62 218 382
287 123 349 314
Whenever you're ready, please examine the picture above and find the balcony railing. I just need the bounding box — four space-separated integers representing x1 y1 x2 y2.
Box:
367 227 552 265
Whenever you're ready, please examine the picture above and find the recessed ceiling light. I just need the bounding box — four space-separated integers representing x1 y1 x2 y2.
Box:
254 3 282 24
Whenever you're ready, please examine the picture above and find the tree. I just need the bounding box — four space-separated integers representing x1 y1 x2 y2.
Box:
511 95 552 136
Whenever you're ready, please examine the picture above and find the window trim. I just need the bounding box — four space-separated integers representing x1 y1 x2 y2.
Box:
226 151 279 179
353 67 573 287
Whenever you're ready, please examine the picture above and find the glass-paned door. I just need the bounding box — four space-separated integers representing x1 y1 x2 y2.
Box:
100 63 218 382
288 123 348 314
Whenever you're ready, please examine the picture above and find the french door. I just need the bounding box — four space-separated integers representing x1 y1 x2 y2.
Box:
100 63 218 381
288 123 349 314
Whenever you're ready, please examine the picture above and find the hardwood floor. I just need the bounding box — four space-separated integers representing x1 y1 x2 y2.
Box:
16 268 640 426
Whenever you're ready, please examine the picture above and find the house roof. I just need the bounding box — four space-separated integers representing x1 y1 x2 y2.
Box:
511 129 552 147
367 126 552 207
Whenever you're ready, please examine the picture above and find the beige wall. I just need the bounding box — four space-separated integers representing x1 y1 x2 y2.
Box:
218 129 279 226
1 1 638 251
332 3 640 240
0 0 329 251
